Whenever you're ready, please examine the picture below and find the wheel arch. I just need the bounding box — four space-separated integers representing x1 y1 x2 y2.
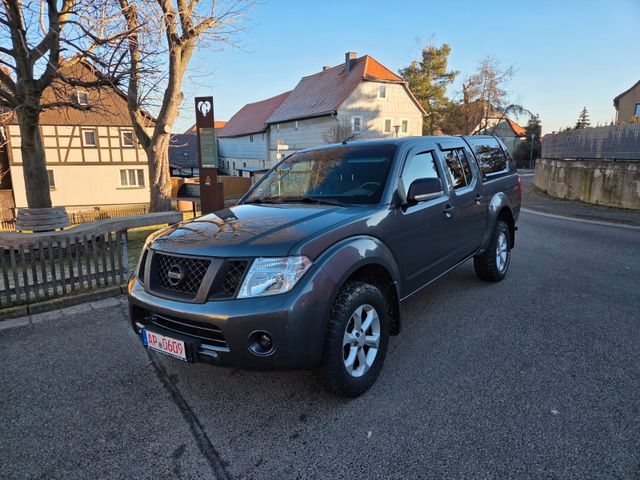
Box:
316 236 402 336
481 192 516 250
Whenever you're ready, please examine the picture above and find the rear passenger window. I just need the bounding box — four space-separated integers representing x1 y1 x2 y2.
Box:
401 151 440 191
466 137 508 176
443 149 473 190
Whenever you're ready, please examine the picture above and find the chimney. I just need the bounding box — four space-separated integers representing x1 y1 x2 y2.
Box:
322 65 331 71
344 51 357 74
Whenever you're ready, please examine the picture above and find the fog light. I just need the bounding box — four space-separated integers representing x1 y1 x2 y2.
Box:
248 331 275 356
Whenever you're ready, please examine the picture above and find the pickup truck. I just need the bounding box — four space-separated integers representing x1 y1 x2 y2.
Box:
128 135 521 397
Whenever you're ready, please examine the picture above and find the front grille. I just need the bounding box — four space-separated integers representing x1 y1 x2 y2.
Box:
153 252 210 296
217 261 249 298
149 314 228 349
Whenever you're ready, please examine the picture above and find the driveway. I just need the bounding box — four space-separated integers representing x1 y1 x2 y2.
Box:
1 211 639 479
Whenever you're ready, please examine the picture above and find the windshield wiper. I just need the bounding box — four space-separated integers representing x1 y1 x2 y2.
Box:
278 196 349 207
243 197 284 205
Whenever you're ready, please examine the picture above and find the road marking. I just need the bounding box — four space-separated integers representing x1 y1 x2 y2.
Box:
522 208 640 231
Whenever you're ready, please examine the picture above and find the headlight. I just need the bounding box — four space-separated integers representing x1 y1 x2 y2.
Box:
237 256 312 298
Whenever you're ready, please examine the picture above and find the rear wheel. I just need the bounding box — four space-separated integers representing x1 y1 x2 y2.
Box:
474 220 511 282
316 282 389 397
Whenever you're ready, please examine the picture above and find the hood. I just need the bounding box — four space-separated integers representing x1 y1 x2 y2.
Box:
150 204 365 258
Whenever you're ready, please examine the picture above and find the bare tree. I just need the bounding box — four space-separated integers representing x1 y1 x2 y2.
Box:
461 56 516 134
322 118 371 144
0 0 129 209
117 0 253 211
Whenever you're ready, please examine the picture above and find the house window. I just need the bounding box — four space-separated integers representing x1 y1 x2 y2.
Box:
243 162 247 168
119 168 145 187
401 119 409 134
76 91 89 105
295 121 299 131
352 116 363 133
383 118 392 134
82 129 97 147
276 124 280 131
635 103 640 117
250 135 254 142
47 170 55 189
378 84 387 99
121 131 135 147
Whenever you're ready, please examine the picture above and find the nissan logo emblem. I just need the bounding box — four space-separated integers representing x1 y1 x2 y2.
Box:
167 263 187 286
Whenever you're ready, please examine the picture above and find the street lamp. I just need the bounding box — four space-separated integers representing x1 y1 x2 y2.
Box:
529 133 536 170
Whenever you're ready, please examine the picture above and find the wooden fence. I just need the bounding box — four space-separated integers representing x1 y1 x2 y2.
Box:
0 212 182 308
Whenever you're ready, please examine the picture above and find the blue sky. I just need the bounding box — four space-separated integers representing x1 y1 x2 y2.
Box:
179 0 639 134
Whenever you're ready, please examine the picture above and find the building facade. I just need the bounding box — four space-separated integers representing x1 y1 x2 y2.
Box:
1 62 154 212
614 80 640 123
217 52 425 177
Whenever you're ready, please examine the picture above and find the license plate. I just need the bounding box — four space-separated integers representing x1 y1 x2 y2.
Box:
141 329 187 361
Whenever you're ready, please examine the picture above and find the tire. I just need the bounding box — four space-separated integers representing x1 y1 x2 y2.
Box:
474 220 511 282
316 281 390 397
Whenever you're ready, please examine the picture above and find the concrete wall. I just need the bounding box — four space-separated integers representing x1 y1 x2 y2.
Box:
534 158 640 209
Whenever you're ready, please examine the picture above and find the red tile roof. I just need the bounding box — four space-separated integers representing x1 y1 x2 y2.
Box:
218 91 291 138
506 118 526 136
184 121 226 134
267 54 424 123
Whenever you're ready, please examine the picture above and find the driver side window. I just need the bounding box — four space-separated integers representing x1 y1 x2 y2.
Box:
401 151 440 194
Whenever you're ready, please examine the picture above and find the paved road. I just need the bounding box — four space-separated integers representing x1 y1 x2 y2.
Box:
1 211 639 480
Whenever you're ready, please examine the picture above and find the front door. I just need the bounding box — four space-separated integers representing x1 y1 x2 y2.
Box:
386 146 459 296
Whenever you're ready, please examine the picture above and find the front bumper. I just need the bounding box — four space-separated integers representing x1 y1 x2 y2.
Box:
127 263 336 370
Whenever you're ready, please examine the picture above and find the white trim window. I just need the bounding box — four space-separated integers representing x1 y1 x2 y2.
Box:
383 118 393 134
82 129 97 147
351 116 363 133
401 119 409 134
119 168 145 188
121 130 135 147
47 170 55 189
76 91 89 105
378 84 387 99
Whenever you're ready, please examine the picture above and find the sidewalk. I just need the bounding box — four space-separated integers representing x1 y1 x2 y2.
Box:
520 174 640 227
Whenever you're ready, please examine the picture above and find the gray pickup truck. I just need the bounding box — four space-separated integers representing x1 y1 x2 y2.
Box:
128 135 521 396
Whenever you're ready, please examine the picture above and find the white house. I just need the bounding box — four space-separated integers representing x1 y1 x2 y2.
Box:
218 52 426 178
1 62 154 214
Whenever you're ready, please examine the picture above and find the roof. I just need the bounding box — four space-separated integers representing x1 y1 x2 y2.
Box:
506 118 526 136
168 133 198 168
184 121 226 134
613 80 640 107
218 91 291 138
267 55 424 124
8 60 155 127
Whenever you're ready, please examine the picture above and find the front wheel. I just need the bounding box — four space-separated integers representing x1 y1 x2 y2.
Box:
474 220 511 282
315 282 389 397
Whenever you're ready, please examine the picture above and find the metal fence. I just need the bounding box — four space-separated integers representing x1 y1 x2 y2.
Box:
542 123 640 161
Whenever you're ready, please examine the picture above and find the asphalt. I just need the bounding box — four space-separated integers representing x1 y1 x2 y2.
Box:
1 212 640 479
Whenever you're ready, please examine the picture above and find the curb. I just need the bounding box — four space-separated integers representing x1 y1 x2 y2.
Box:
0 285 127 322
521 208 640 231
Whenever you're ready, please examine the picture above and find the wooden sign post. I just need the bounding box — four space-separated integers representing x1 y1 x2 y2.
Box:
194 96 223 214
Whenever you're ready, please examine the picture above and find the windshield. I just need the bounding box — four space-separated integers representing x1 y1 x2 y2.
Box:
244 144 397 206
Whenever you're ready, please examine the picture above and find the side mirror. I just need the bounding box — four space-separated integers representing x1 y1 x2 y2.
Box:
407 177 444 204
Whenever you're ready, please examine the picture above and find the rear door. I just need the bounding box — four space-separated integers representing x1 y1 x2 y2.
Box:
436 144 487 258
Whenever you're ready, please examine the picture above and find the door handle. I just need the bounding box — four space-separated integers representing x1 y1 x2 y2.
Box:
475 193 484 205
443 204 454 219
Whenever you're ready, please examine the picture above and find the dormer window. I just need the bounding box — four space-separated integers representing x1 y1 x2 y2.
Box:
76 91 89 106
